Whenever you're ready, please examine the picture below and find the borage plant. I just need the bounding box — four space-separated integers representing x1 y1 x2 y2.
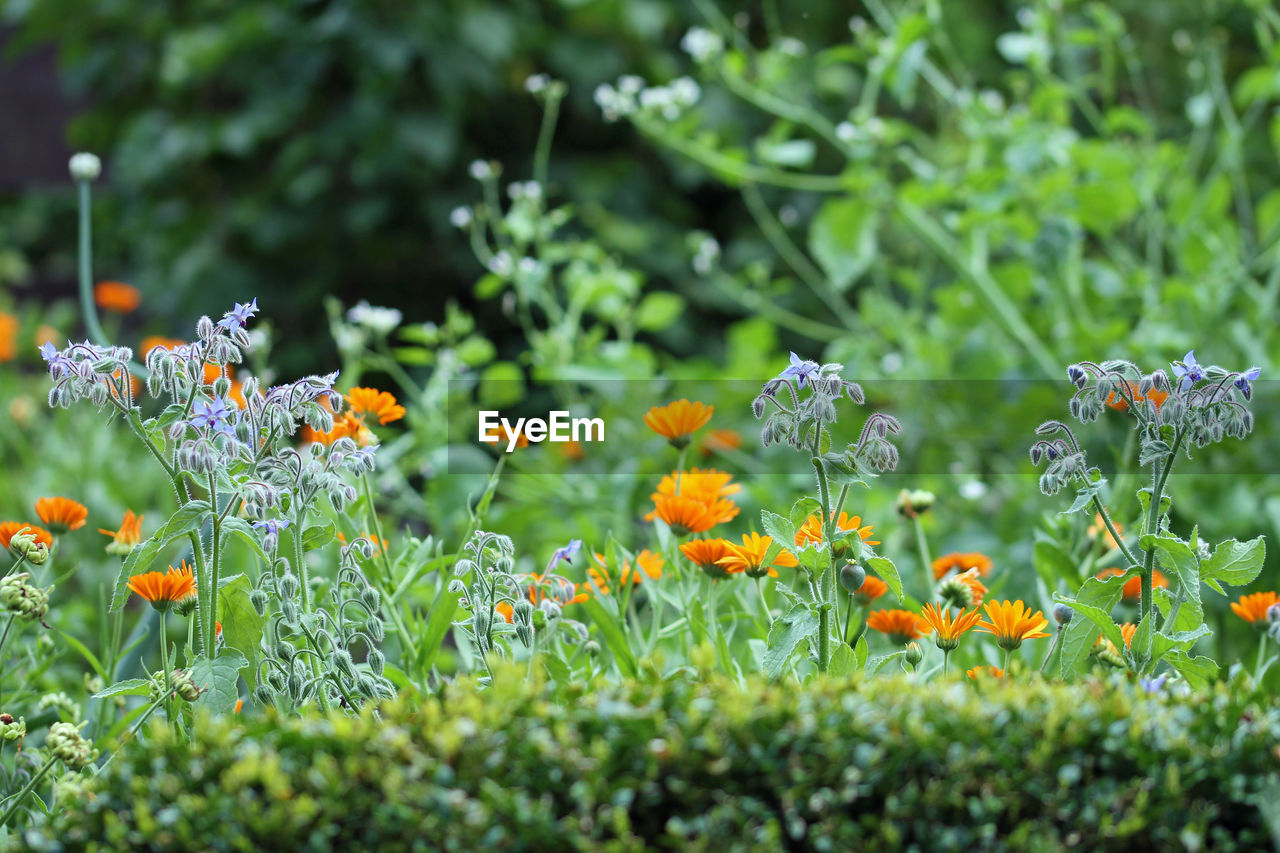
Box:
1031 353 1266 685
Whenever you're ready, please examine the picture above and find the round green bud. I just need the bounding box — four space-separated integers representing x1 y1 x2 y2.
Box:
839 562 867 594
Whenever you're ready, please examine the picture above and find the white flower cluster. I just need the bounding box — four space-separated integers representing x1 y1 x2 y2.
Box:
680 26 724 63
347 300 402 336
595 75 701 123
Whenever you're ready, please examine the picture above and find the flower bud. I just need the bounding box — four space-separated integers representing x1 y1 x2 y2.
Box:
68 152 102 182
46 721 97 769
904 641 924 670
250 588 269 616
585 640 602 657
0 572 50 621
367 648 385 676
169 669 203 702
839 562 866 594
0 714 25 742
895 488 936 519
1053 603 1074 626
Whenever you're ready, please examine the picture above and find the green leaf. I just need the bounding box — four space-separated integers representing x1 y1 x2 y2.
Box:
634 292 685 331
302 523 337 552
1032 538 1079 590
1164 649 1219 688
419 584 461 673
1127 610 1154 668
190 649 248 713
1056 572 1128 677
110 501 211 612
760 510 795 552
220 517 271 567
853 635 869 669
1146 534 1203 617
92 678 152 699
579 593 638 679
865 555 904 602
828 642 858 677
808 197 879 291
543 652 571 686
1063 481 1103 515
763 604 819 680
1200 537 1266 589
788 497 822 534
1055 591 1126 662
868 650 906 674
216 574 264 689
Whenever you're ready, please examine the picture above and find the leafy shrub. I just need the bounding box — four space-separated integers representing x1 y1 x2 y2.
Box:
22 669 1280 852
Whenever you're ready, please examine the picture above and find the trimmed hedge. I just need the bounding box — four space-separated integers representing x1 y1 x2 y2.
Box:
21 670 1280 852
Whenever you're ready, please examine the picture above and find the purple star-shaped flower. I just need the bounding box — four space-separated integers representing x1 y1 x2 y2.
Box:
1235 366 1261 397
191 396 238 438
1171 350 1203 391
779 352 819 388
1138 674 1167 694
547 539 582 570
251 518 291 536
217 298 259 332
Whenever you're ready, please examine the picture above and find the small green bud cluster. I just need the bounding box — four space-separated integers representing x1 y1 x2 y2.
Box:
0 572 50 622
46 721 97 769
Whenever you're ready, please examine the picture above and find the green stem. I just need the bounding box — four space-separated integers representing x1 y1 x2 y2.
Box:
1002 647 1012 675
359 474 420 668
0 755 58 828
1090 495 1139 567
1254 632 1269 683
817 604 831 674
206 474 222 655
912 515 933 596
1039 631 1062 676
159 612 177 734
76 180 109 348
532 85 563 191
1141 431 1183 622
3 553 27 579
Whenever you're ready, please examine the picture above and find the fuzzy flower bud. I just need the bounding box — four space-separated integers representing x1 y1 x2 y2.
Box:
46 721 97 769
9 530 50 565
169 669 203 702
904 641 924 670
0 713 25 742
0 573 50 621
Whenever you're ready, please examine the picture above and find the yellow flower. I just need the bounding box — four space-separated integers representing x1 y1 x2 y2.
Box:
932 551 992 580
966 666 1004 680
976 600 1050 651
866 609 931 644
1231 591 1279 624
793 511 879 548
715 532 798 578
127 562 197 612
644 399 713 448
98 510 144 556
346 387 406 425
919 603 982 652
679 538 735 579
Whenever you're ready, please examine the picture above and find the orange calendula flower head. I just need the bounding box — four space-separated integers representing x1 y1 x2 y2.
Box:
651 468 741 503
700 428 742 457
127 561 197 612
867 609 932 644
1094 567 1168 600
1118 622 1137 649
938 567 987 609
966 666 1004 680
347 387 405 425
304 411 376 448
1231 591 1279 627
716 532 799 579
650 493 738 536
854 576 888 606
680 538 735 579
0 312 16 362
587 551 664 595
1105 380 1168 412
794 511 879 549
98 510 144 556
35 497 89 534
920 603 983 651
977 600 1051 651
644 399 713 448
94 281 141 314
0 521 54 553
932 551 993 580
1086 512 1124 551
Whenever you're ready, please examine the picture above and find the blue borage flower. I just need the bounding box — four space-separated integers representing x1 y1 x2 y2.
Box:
1139 674 1167 694
547 538 582 571
1171 349 1203 391
217 298 259 332
1235 366 1261 398
191 396 239 439
778 351 819 388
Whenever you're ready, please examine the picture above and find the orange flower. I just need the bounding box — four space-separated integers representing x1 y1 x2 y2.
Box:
127 561 197 612
94 281 141 313
1086 512 1124 551
141 336 185 355
700 428 741 456
0 312 16 362
966 666 1004 679
1118 622 1136 649
558 440 585 462
234 699 244 714
347 387 405 425
496 570 591 622
650 468 741 503
867 609 931 644
715 532 799 579
1105 380 1168 412
1094 567 1168 600
932 551 993 580
644 399 713 447
335 532 387 556
680 538 735 578
587 551 664 595
35 497 89 534
919 603 982 651
99 509 144 556
794 511 879 548
0 521 54 552
854 576 888 605
650 493 738 536
1231 591 1279 624
977 600 1050 650
939 567 988 609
